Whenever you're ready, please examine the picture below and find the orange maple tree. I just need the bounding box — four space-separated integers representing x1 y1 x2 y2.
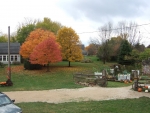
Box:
20 28 56 59
29 38 62 71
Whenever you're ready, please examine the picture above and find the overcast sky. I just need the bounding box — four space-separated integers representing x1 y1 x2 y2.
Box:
1 0 150 46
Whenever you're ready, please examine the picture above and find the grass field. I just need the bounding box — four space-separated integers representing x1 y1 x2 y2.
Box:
0 56 132 92
16 97 150 113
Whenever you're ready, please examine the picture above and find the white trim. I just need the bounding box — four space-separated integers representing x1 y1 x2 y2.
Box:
0 54 20 64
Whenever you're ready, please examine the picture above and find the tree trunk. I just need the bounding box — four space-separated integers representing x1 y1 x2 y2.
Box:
103 58 106 64
47 63 50 72
68 61 71 67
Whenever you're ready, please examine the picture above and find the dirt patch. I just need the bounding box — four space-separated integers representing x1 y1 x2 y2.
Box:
4 86 150 104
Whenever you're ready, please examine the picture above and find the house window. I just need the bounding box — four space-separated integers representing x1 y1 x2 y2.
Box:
15 55 17 61
3 56 6 61
11 56 14 61
0 56 2 61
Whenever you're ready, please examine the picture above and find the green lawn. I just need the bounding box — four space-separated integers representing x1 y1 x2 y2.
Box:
16 97 150 113
0 58 133 92
0 59 132 91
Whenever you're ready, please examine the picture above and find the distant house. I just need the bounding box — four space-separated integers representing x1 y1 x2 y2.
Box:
0 43 20 64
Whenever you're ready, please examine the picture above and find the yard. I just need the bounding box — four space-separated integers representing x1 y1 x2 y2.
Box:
0 56 150 113
0 56 133 91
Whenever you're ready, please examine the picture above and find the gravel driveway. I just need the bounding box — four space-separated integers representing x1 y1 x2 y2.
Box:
4 86 150 104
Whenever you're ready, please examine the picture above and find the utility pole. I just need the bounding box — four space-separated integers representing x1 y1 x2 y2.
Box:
8 26 11 80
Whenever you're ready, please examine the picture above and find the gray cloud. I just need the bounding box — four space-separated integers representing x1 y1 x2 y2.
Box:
58 0 149 22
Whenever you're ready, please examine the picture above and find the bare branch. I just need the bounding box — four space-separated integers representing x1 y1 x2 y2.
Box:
116 21 140 46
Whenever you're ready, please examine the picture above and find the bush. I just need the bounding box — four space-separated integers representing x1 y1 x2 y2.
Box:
24 59 42 70
80 58 93 63
0 62 4 68
119 60 133 65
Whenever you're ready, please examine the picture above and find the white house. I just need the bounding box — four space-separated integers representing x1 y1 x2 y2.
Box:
0 43 21 64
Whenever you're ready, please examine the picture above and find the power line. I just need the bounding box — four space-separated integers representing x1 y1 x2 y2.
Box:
78 31 99 34
77 22 150 34
142 26 150 34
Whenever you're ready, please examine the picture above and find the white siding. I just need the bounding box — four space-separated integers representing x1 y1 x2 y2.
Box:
0 54 20 64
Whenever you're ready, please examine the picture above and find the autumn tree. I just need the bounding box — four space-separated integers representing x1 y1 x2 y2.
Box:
36 17 62 35
29 38 62 71
57 26 83 67
20 29 56 59
108 36 123 61
85 43 97 55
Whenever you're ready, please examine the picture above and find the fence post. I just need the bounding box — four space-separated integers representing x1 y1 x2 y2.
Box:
102 70 106 76
133 71 138 91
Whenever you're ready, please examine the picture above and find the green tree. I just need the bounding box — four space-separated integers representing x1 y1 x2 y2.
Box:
130 49 140 61
0 35 7 42
16 23 36 45
97 40 111 64
10 33 18 42
36 17 62 35
57 26 83 67
133 43 145 52
139 48 150 60
117 40 132 65
129 49 141 68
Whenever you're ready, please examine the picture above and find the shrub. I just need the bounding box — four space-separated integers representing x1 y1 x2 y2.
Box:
0 62 4 68
80 58 93 63
24 59 42 70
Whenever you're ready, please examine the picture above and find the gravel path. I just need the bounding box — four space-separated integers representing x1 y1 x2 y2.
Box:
4 86 150 104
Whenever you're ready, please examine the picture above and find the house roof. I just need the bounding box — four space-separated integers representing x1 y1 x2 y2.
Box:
0 43 20 54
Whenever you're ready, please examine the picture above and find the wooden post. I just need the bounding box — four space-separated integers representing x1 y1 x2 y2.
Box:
101 69 107 87
133 71 138 91
102 70 106 76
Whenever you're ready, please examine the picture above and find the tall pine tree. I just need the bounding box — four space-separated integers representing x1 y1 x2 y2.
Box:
117 40 132 65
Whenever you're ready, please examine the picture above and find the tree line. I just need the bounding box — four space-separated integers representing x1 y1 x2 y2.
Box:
1 18 150 69
86 21 150 66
